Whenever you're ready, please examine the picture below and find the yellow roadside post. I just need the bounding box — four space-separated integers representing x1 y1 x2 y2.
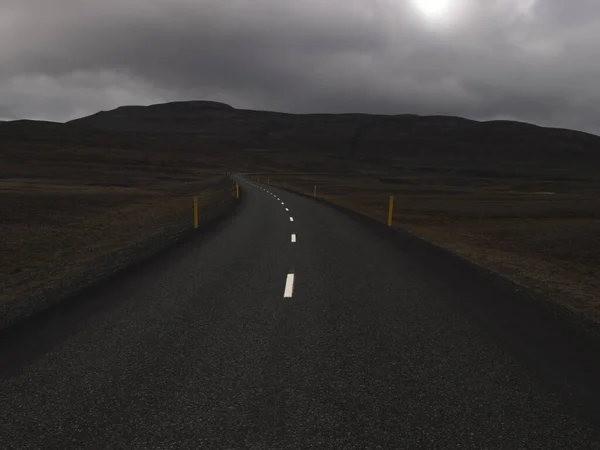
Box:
313 184 317 197
236 182 240 199
388 196 394 227
193 196 199 229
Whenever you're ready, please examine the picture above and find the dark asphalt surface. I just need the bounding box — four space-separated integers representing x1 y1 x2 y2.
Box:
1 177 600 449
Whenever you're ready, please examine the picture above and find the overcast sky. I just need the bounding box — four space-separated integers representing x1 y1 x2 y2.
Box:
2 0 600 132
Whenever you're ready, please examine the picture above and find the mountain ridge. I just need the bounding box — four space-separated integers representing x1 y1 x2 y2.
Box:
2 101 599 172
62 101 600 166
68 100 599 138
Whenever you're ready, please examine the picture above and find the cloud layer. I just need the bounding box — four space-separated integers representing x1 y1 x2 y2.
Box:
2 0 600 132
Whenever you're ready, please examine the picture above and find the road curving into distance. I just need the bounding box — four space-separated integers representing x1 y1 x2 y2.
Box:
0 176 599 449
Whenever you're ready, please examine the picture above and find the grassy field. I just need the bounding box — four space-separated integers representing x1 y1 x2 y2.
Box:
0 143 236 329
266 172 600 322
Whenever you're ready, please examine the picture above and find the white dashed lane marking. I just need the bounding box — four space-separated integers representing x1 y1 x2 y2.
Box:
291 234 296 243
283 274 295 298
290 217 294 222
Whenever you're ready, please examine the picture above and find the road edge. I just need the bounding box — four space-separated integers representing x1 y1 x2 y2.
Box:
274 183 600 422
0 194 242 339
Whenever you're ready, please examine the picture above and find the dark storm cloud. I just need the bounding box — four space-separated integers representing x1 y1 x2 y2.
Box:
2 0 600 132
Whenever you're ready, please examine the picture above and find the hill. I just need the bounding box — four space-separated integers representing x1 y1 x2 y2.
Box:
65 101 600 172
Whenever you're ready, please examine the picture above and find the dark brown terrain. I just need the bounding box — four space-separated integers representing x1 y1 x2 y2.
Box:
1 100 599 326
268 173 600 321
0 117 237 329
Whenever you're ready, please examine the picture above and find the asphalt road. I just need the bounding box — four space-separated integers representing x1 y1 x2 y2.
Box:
1 177 599 449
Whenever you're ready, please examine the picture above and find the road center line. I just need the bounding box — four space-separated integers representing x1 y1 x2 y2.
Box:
284 274 295 298
291 234 296 243
289 217 294 222
285 208 289 211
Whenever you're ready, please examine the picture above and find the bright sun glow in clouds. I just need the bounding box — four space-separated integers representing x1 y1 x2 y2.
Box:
411 0 452 20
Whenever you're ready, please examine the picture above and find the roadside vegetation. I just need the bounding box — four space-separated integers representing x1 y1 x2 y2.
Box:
0 131 236 329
